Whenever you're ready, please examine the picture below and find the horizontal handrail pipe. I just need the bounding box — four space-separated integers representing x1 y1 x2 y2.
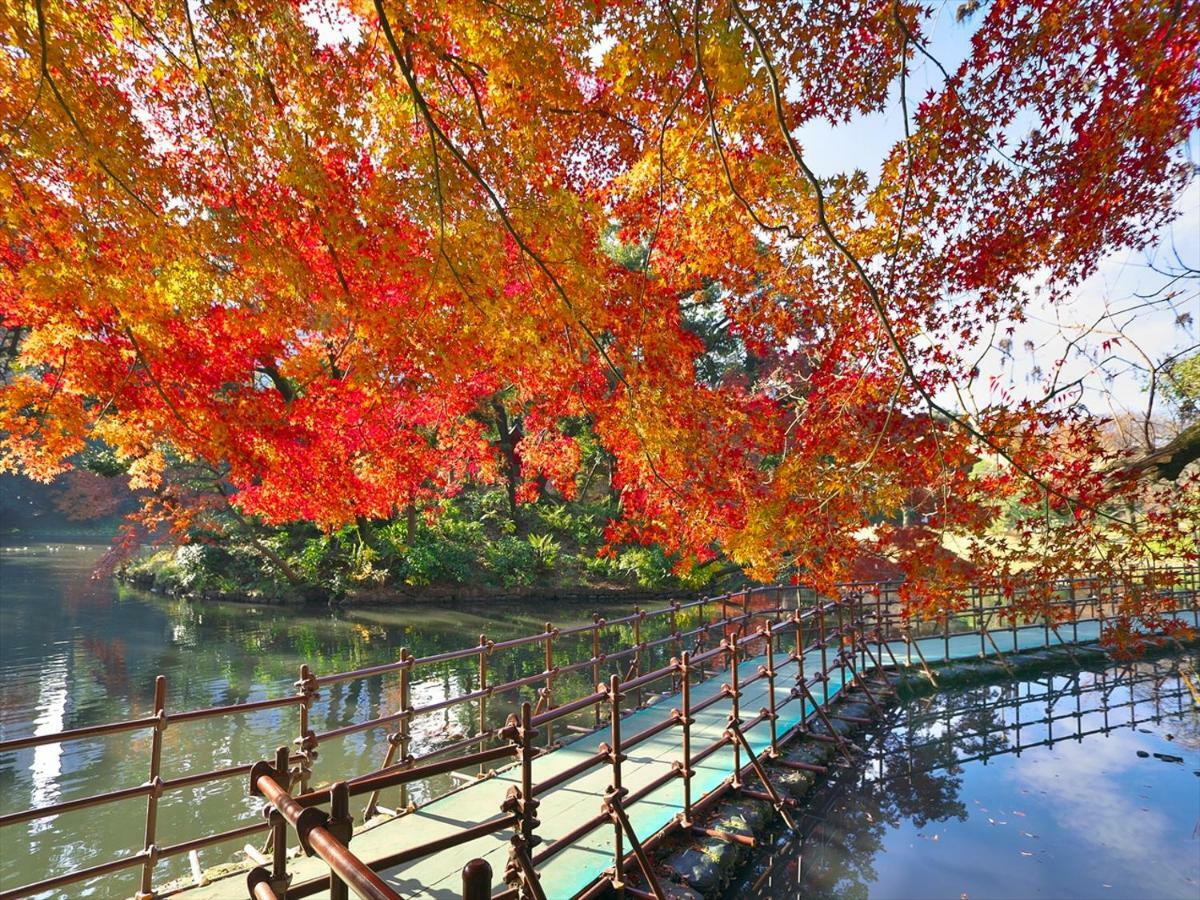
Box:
166 694 305 725
0 851 150 900
0 715 160 755
365 813 520 871
157 755 305 793
158 821 271 860
0 780 155 828
318 744 518 804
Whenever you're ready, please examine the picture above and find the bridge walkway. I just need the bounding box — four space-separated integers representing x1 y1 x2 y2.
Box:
173 641 823 899
174 612 1200 900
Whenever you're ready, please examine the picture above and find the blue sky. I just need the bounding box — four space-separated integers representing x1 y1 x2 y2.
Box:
793 4 1199 424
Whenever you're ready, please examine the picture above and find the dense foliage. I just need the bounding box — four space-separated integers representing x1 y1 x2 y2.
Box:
121 485 728 600
2 0 1198 616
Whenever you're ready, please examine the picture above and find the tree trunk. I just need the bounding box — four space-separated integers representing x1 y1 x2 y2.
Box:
405 502 418 540
247 534 304 586
492 398 523 525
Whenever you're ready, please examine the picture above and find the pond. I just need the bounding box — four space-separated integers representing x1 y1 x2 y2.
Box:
0 543 660 897
747 654 1200 899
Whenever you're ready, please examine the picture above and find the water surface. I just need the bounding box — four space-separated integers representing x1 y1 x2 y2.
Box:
749 657 1200 899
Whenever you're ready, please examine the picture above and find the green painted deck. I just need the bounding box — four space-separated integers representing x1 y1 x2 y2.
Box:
174 610 1199 900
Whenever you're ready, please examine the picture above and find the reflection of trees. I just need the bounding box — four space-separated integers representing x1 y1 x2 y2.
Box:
1126 656 1200 751
775 662 1198 900
884 736 968 831
791 684 1010 900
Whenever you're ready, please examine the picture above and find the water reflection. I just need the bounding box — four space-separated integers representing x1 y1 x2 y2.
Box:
749 657 1200 900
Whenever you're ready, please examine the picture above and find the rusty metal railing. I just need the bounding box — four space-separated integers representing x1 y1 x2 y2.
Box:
249 572 1197 899
0 587 794 898
1 568 1196 898
238 590 863 899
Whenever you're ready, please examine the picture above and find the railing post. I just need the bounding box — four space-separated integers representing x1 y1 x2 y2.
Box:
854 591 865 675
632 608 643 709
793 607 805 693
836 600 849 692
478 634 492 777
840 592 851 673
1043 602 1050 648
274 746 292 894
1069 581 1079 644
762 625 779 756
728 634 741 788
462 859 492 900
670 601 682 692
328 781 352 900
592 613 603 727
136 675 166 900
607 674 626 894
818 602 829 706
677 652 693 826
976 587 986 658
542 622 555 748
875 587 885 666
295 664 318 794
520 702 539 850
267 807 289 898
363 648 411 821
502 701 542 900
1010 586 1019 653
395 649 412 814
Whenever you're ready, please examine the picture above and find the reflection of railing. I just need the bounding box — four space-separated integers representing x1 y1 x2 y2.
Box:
885 659 1194 767
760 658 1197 900
0 568 1196 899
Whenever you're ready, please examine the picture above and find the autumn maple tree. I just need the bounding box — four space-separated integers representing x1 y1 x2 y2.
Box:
1 0 1198 619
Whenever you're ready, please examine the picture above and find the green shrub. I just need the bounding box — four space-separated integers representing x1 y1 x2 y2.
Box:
401 527 477 585
614 546 675 588
484 536 537 587
527 533 561 571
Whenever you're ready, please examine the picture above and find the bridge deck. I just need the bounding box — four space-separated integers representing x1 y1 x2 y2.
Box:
174 612 1198 899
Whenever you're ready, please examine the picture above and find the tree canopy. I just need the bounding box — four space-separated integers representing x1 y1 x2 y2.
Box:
2 0 1198 611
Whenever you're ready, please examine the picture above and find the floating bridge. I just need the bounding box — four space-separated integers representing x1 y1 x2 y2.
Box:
1 571 1197 900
